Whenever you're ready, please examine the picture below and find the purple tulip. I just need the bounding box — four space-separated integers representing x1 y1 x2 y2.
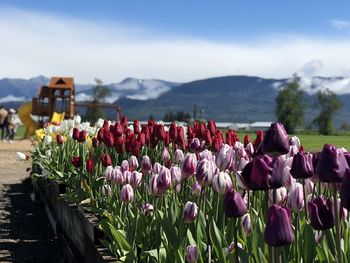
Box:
153 162 162 174
199 149 215 161
157 167 171 192
242 155 287 190
170 165 182 185
316 144 349 183
121 160 129 172
223 189 246 218
261 122 289 156
241 213 251 236
183 201 198 223
186 245 199 263
104 166 114 180
264 205 294 247
161 147 170 161
112 167 124 184
212 171 233 194
141 155 152 173
128 155 139 171
192 180 202 196
120 184 134 203
189 138 201 153
181 153 197 178
196 159 215 186
140 203 154 215
341 170 350 210
216 144 234 171
129 171 143 188
174 149 184 164
149 173 159 196
286 182 304 212
308 197 334 230
290 152 314 179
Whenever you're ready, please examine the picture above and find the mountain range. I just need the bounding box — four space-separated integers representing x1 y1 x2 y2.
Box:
1 75 350 127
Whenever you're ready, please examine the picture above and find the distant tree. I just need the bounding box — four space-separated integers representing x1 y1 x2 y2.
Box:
84 79 110 123
163 111 191 122
313 89 342 135
275 75 306 133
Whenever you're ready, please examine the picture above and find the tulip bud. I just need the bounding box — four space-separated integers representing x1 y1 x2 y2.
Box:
196 158 215 186
56 134 64 145
181 153 197 178
130 171 142 188
189 138 201 153
71 156 82 168
264 205 294 247
171 165 182 185
290 152 314 179
104 166 114 180
316 144 349 183
174 149 184 164
120 184 134 203
223 189 247 218
101 184 112 196
141 155 152 173
227 241 244 255
78 130 87 142
128 155 139 171
183 201 198 224
153 162 162 174
112 167 124 184
44 135 53 145
100 153 112 167
161 147 170 161
149 173 159 196
308 197 334 230
72 127 80 141
192 181 202 196
86 158 95 173
121 160 129 172
304 178 314 195
157 167 171 192
212 171 233 194
287 183 304 212
186 245 199 263
341 170 350 210
216 144 234 171
261 122 289 156
199 149 215 161
241 213 251 236
141 203 154 215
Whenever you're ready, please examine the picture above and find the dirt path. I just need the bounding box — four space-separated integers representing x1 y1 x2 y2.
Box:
0 140 64 262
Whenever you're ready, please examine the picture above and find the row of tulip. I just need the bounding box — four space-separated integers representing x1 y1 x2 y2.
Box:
29 116 350 262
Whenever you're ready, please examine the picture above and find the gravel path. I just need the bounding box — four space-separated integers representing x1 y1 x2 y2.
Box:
0 140 65 262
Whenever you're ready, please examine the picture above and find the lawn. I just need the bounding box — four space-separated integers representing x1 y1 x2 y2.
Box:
238 132 350 152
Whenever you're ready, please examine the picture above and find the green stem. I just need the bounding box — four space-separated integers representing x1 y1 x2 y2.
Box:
302 179 308 219
233 218 239 263
294 213 298 263
333 183 342 263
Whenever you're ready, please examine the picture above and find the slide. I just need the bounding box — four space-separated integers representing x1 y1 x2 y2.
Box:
18 101 38 138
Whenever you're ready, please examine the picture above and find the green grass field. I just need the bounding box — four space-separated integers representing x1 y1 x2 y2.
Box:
238 132 350 152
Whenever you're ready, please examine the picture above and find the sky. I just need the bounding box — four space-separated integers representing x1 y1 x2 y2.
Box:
1 1 350 84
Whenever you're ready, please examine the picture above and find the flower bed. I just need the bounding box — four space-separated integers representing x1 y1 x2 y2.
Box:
30 116 350 262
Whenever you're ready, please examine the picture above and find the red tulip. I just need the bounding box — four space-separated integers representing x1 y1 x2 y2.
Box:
71 156 82 168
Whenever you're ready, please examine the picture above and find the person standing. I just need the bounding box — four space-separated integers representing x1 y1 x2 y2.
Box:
0 106 8 141
7 108 16 143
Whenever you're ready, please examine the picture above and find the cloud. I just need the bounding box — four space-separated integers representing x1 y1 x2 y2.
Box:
1 7 350 84
329 19 350 30
0 95 26 103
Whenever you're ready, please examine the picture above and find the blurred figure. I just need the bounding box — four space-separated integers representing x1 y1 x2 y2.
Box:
0 106 8 141
6 108 16 143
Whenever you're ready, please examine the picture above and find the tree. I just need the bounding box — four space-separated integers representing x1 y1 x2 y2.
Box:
84 79 110 123
313 89 342 135
275 75 306 133
163 111 191 122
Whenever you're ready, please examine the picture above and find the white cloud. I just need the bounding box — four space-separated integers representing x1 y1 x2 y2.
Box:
0 95 26 103
1 7 350 85
329 19 350 30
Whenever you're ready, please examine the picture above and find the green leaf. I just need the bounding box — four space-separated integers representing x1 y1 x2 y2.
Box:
99 220 131 252
302 224 316 263
209 219 226 263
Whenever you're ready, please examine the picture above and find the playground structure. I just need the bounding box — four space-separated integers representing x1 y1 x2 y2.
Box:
18 77 121 137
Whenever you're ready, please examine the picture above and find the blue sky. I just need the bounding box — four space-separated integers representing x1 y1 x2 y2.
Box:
1 1 350 83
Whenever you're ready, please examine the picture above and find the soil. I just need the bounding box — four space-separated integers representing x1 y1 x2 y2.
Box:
0 139 65 262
